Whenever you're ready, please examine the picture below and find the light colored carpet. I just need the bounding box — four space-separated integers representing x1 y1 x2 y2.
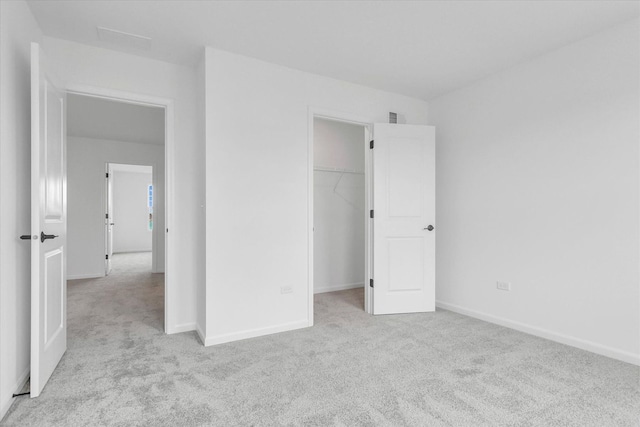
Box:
3 252 639 426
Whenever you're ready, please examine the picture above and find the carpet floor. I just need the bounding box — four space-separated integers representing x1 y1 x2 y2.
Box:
2 252 639 426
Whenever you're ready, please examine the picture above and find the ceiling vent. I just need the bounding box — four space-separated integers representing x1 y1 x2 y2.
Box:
389 112 398 124
97 26 152 50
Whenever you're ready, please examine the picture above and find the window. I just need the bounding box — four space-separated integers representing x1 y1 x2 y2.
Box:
148 184 153 231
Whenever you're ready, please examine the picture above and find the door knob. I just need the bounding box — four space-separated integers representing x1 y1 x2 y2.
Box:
40 232 59 242
424 225 434 231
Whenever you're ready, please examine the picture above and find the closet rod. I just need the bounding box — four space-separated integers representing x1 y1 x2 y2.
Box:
314 166 364 175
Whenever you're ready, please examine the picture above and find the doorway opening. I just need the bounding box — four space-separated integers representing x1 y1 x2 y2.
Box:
66 91 169 333
309 112 373 324
105 163 155 275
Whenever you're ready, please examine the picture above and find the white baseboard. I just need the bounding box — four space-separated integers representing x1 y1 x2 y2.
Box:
0 367 29 422
436 300 640 366
203 319 309 347
67 272 104 280
166 322 196 335
314 282 364 294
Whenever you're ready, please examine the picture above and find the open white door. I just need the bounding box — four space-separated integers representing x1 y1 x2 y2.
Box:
372 123 435 315
105 164 114 275
30 42 67 398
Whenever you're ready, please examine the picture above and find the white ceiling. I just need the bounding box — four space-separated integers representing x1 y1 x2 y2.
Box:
67 94 165 145
28 1 639 100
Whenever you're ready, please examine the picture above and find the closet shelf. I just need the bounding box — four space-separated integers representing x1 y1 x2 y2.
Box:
314 166 364 175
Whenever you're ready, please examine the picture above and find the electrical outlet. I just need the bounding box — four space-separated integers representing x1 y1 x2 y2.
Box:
280 285 293 294
496 281 511 291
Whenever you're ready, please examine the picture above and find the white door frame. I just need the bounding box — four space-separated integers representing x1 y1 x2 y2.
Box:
66 84 175 334
307 107 374 326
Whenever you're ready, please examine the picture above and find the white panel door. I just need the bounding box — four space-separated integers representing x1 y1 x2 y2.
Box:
31 42 67 398
372 123 435 315
105 164 114 275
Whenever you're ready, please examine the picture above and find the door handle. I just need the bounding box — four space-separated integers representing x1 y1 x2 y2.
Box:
40 232 59 243
424 225 434 231
20 235 36 240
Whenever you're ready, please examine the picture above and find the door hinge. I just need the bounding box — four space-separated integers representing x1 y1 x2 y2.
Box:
105 213 108 219
370 140 374 149
105 254 109 260
369 279 374 288
370 209 374 219
106 172 109 178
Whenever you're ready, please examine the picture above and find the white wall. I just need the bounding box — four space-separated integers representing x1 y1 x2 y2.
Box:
112 169 153 254
429 19 640 365
203 47 428 345
43 37 204 333
314 118 366 171
314 118 365 293
68 138 163 279
196 53 207 339
0 0 42 420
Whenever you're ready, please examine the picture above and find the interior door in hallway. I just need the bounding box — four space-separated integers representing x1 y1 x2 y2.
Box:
372 123 435 315
30 42 67 398
105 164 114 275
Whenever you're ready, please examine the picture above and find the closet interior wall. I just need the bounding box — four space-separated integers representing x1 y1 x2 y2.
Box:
313 118 366 294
